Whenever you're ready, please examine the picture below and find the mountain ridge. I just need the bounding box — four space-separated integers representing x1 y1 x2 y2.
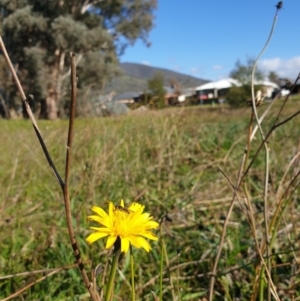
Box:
121 62 209 86
104 62 209 94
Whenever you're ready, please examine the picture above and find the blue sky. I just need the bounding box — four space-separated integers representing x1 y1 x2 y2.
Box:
121 0 300 81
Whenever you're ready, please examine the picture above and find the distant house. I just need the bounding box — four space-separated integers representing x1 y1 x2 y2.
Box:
164 86 196 105
195 78 279 104
163 86 177 105
258 81 280 98
195 78 239 104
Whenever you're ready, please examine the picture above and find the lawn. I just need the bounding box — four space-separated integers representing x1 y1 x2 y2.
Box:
1 100 300 300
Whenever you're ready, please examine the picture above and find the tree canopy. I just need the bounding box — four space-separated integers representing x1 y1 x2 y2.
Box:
147 72 166 108
0 0 157 119
268 71 280 84
227 57 265 108
230 57 264 85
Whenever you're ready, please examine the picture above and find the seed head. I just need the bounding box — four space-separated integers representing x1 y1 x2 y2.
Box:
276 1 283 10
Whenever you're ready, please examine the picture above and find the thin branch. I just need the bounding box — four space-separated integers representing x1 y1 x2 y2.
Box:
61 53 83 81
250 5 279 140
276 152 300 201
216 167 276 300
242 72 300 186
209 6 285 299
250 89 281 141
273 73 300 125
63 53 100 301
274 109 300 128
0 39 99 300
0 36 64 189
250 8 280 300
0 37 26 101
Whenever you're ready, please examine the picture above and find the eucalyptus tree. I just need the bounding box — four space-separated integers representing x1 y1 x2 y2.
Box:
0 0 157 118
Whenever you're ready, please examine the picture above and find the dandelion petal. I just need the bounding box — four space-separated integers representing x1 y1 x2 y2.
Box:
121 237 130 253
91 206 108 218
86 232 109 244
106 235 117 249
138 237 151 252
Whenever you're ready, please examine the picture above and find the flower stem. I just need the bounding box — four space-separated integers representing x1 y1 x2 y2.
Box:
250 8 280 301
130 246 136 301
159 229 164 301
105 246 121 301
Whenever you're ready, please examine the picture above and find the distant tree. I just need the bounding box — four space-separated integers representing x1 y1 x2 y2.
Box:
169 78 181 95
227 58 264 108
230 58 264 85
226 85 251 108
147 72 166 108
268 71 280 84
0 0 157 119
226 84 263 108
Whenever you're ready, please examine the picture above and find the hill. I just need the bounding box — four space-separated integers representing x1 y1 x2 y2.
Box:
104 62 209 94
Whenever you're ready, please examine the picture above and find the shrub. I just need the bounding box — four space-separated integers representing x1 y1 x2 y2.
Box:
226 85 252 108
226 85 262 108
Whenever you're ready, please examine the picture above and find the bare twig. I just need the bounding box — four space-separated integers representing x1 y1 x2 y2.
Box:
274 109 300 128
209 5 286 299
0 36 64 189
60 53 83 81
250 7 281 299
250 89 281 141
62 53 100 301
0 37 99 300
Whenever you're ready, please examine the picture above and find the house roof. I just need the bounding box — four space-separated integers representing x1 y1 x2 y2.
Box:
195 78 240 90
256 81 279 89
195 78 279 91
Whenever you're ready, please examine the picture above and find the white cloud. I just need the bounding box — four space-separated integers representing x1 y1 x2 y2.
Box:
141 61 150 66
212 65 223 70
190 67 199 74
260 57 300 79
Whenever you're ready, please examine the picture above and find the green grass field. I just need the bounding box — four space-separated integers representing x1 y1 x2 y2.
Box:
1 101 300 300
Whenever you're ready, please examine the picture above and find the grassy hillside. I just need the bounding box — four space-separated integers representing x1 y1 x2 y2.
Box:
1 100 300 300
121 62 209 87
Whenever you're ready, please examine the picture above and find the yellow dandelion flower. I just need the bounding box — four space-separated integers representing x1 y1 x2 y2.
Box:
86 200 159 253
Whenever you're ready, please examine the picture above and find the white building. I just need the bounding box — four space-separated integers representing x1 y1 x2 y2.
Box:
195 78 279 102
